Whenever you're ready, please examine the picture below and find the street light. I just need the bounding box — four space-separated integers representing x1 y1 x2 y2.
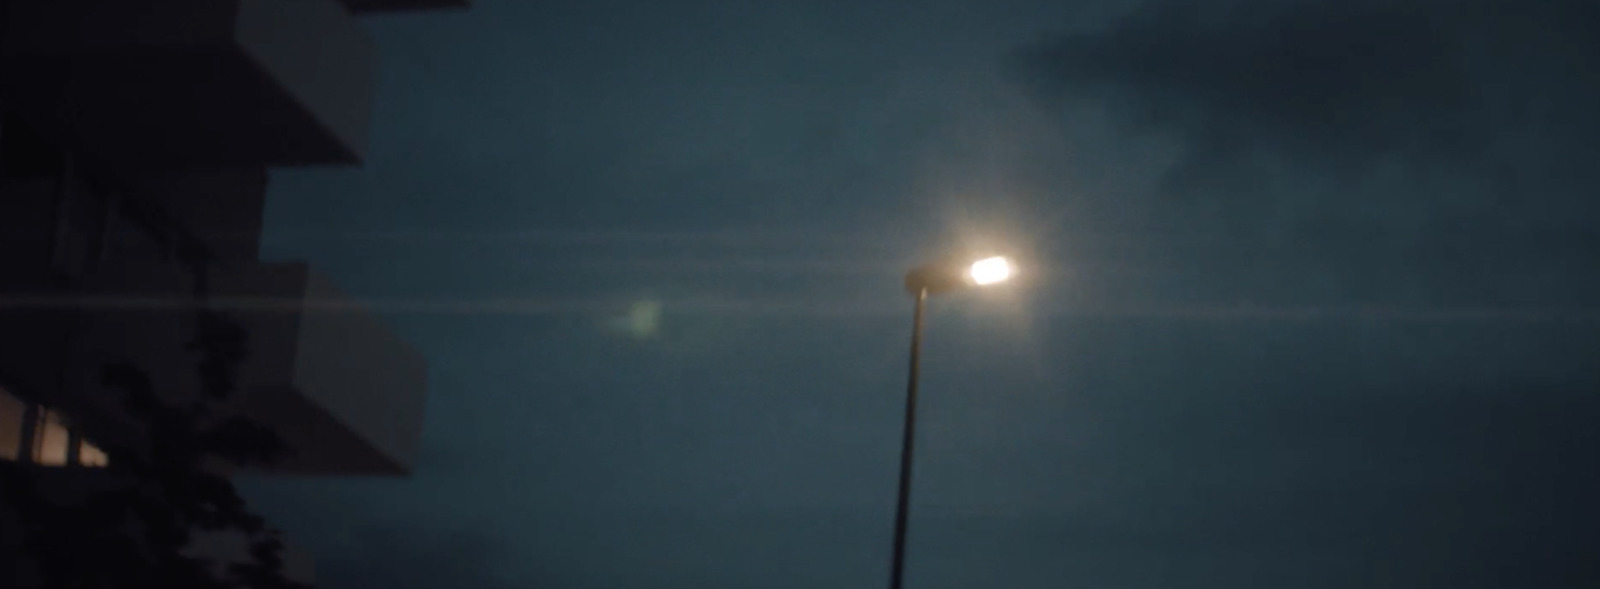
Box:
888 255 1014 589
967 256 1013 286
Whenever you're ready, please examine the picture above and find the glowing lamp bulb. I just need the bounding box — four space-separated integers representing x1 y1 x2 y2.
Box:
969 256 1012 286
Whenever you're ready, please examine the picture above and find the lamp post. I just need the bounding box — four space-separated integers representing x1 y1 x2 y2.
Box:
888 255 1013 589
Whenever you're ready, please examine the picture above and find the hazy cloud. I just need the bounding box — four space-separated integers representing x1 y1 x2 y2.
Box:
312 523 532 589
1017 0 1600 203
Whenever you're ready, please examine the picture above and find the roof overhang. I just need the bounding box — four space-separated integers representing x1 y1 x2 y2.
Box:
342 0 471 13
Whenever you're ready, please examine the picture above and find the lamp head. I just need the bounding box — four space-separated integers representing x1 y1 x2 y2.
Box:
905 255 1014 296
968 256 1012 285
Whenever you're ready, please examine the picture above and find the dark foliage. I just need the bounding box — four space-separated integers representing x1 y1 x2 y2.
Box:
0 310 307 589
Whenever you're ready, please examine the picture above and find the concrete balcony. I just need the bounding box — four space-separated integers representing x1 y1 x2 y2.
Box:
343 0 471 12
0 0 376 168
121 167 271 262
59 261 426 477
209 262 428 476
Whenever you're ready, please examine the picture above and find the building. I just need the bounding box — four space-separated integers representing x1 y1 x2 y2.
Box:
0 0 468 585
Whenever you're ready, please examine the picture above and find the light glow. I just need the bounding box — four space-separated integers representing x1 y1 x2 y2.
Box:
969 256 1012 286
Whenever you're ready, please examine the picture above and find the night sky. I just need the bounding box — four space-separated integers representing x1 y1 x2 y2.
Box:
238 1 1600 587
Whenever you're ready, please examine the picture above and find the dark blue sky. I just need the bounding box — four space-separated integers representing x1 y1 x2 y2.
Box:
240 1 1600 587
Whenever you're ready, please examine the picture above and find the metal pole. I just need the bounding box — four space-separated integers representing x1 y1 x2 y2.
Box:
889 287 927 589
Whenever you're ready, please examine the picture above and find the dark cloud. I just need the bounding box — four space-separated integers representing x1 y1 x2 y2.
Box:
236 482 540 589
312 522 530 589
1016 0 1600 189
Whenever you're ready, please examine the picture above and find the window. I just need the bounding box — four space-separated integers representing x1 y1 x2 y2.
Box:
0 385 110 468
79 439 109 467
32 408 73 466
0 386 22 461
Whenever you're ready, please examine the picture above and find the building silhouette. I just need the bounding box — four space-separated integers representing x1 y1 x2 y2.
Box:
0 0 469 585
